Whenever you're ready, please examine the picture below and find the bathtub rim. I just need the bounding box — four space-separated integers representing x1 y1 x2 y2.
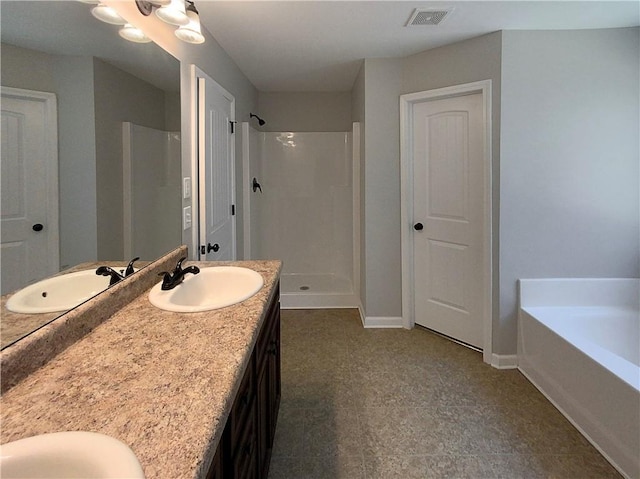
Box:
521 305 639 391
517 280 640 479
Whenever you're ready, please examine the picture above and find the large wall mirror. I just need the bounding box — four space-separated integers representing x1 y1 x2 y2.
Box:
1 1 182 348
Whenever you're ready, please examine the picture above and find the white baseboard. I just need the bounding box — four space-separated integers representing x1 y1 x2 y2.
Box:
491 353 518 369
363 316 404 328
357 304 366 326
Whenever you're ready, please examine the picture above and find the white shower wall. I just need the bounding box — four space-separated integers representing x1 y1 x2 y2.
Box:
247 129 358 308
123 122 181 261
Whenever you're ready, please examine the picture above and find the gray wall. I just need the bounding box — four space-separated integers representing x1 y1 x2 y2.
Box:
1 43 55 91
256 91 352 132
1 44 98 270
499 27 640 353
53 56 98 269
164 92 181 132
93 58 168 260
361 58 403 318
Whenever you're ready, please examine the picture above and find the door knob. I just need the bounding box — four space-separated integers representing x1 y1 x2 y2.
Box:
413 223 424 231
32 223 44 232
200 243 221 255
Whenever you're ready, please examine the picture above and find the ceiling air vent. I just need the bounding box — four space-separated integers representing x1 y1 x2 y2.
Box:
406 8 452 26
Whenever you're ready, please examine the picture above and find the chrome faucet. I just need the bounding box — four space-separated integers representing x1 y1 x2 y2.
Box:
159 257 200 290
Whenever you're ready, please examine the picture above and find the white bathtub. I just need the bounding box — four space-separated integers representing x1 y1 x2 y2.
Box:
518 278 639 479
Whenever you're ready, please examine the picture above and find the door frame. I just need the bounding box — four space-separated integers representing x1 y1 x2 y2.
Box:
190 66 236 260
399 80 493 364
1 86 59 278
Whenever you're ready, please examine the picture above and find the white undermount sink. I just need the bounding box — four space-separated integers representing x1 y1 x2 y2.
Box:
0 431 145 479
148 266 264 312
6 269 118 314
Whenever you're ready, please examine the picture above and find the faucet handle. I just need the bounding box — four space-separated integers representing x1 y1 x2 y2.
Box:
175 257 187 272
125 257 140 276
96 266 125 286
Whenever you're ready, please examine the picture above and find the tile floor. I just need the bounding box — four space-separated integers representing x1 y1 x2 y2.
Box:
267 309 622 479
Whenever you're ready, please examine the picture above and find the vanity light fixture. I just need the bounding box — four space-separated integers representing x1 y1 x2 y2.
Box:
133 0 171 15
135 0 206 44
154 0 190 26
84 0 205 45
119 24 152 43
91 2 127 25
175 2 205 44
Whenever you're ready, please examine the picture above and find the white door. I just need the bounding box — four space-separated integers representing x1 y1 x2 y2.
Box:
197 74 235 260
1 88 59 295
412 92 486 349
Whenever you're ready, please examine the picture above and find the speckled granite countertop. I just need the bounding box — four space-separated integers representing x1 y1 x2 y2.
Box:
1 259 281 479
1 261 151 349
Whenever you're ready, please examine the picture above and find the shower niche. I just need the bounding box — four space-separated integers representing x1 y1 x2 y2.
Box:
243 124 360 309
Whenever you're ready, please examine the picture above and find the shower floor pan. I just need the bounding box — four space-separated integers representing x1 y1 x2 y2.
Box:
280 273 358 309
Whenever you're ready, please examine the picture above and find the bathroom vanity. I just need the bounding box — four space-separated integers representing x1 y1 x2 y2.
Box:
208 286 281 479
0 249 282 479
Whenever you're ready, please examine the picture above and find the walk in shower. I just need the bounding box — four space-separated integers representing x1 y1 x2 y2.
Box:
243 124 360 309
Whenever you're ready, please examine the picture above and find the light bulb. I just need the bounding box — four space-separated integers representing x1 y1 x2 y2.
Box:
119 24 152 43
155 0 189 26
175 4 205 44
91 2 127 25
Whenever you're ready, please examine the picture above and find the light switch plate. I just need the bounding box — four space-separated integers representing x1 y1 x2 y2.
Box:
183 177 191 199
183 206 192 230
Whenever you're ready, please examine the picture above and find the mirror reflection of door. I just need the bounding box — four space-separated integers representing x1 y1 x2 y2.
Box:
197 70 236 261
1 87 59 294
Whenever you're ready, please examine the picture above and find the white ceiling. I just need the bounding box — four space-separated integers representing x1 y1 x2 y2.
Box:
2 1 637 94
197 1 640 92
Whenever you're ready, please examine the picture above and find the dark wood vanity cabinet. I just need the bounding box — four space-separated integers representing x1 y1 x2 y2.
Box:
256 292 281 478
207 288 280 479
